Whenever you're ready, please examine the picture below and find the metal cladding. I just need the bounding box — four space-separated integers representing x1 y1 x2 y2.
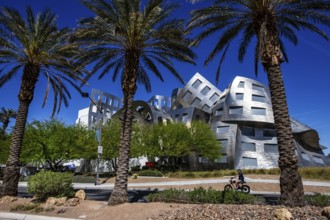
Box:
83 73 330 170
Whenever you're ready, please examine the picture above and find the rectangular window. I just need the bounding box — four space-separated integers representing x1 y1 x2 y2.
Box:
263 129 276 137
301 152 310 161
215 155 227 163
183 91 192 101
210 93 220 102
252 94 266 103
236 93 244 100
229 106 243 114
313 156 324 164
182 113 189 123
241 127 255 136
238 81 245 88
201 86 211 95
251 107 266 115
264 144 278 153
191 97 201 106
217 126 229 134
242 142 256 151
215 108 223 116
219 139 228 148
242 157 258 167
202 104 210 112
192 79 202 89
252 84 264 92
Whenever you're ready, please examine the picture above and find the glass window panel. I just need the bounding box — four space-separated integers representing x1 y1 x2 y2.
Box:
191 97 201 106
217 126 229 134
202 104 210 112
192 79 202 89
215 155 227 163
252 94 266 103
313 156 324 164
229 106 243 114
242 157 258 167
219 139 228 148
236 93 244 100
183 91 192 101
301 152 310 161
241 127 255 136
264 144 278 153
252 84 264 92
251 107 266 115
263 129 276 137
215 108 223 116
210 93 220 102
238 81 245 88
242 142 256 151
201 86 211 95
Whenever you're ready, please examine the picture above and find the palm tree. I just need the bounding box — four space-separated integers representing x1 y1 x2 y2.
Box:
74 0 196 205
0 107 17 135
0 7 86 196
187 0 330 207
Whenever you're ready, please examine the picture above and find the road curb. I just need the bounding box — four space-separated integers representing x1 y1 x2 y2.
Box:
0 212 79 220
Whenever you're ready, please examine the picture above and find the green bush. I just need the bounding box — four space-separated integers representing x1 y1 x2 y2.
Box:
72 175 96 183
130 165 141 173
305 193 330 207
138 169 163 177
28 171 74 201
146 187 257 204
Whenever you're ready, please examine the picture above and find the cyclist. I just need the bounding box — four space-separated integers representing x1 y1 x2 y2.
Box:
232 169 244 189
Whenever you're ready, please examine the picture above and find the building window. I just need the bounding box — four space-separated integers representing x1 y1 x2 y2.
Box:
216 126 229 134
236 93 244 100
192 79 202 89
183 90 192 101
191 97 201 106
238 81 245 88
313 156 324 164
210 93 220 102
301 152 311 161
251 107 266 115
252 94 266 103
229 106 243 114
263 129 276 137
198 156 209 163
202 104 210 112
242 142 256 151
215 155 227 163
252 84 264 92
219 139 228 148
241 127 255 136
242 157 258 167
264 144 278 153
201 86 211 95
215 108 223 116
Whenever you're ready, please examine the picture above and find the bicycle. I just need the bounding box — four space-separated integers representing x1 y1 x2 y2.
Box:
224 177 250 194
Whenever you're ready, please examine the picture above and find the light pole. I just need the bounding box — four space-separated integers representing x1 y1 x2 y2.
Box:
82 92 103 185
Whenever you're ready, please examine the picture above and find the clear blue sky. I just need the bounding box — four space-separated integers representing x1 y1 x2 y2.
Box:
1 0 330 155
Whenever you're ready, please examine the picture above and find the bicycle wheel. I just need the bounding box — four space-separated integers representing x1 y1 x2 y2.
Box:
224 184 233 191
240 185 250 194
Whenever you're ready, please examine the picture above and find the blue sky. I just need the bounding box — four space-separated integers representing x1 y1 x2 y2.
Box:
1 0 330 155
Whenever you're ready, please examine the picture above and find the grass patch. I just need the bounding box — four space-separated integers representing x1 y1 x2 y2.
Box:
305 193 330 207
72 175 96 183
10 204 43 213
146 187 258 204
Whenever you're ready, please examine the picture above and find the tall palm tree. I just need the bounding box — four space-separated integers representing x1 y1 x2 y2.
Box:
0 107 17 135
0 7 86 196
187 0 330 207
74 0 196 205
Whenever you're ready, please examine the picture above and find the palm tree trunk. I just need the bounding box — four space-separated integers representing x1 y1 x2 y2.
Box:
0 64 39 197
262 37 305 207
108 50 139 205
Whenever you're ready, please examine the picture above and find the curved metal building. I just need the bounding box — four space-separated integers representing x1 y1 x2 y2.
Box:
78 73 330 170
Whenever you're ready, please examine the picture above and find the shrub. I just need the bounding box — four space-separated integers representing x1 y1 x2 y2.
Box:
130 165 141 173
305 193 330 207
28 171 74 201
138 169 163 177
221 190 256 204
72 175 96 183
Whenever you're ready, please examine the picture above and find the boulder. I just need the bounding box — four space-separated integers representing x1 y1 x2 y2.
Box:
65 198 80 206
75 189 86 200
273 208 293 220
45 197 67 206
0 196 17 203
321 206 330 219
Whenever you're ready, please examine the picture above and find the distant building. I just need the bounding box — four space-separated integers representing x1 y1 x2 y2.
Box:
76 73 330 170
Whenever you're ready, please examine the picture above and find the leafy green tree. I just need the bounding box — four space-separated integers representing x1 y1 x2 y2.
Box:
21 119 96 171
187 0 330 207
0 107 17 135
74 0 196 205
0 7 87 196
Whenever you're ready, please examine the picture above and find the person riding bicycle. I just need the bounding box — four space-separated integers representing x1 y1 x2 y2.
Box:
232 169 244 189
